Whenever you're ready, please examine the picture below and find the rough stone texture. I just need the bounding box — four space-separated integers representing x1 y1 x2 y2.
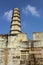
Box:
0 33 29 65
0 8 43 65
33 32 43 40
0 33 43 65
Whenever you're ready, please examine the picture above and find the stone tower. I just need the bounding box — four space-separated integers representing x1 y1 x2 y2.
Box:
0 8 43 65
10 8 21 35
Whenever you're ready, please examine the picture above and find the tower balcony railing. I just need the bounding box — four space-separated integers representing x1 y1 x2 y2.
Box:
10 31 19 34
11 20 21 23
10 29 21 32
13 12 20 15
10 25 21 28
13 15 20 18
13 11 19 14
11 27 21 31
10 24 21 28
12 16 20 19
11 21 20 25
12 18 20 21
10 30 21 34
13 14 20 17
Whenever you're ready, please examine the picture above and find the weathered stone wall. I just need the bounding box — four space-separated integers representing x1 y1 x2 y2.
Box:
33 32 43 40
7 33 29 65
0 35 7 48
0 33 43 65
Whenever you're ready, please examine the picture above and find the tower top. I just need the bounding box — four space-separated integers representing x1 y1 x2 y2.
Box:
14 8 19 11
10 8 21 35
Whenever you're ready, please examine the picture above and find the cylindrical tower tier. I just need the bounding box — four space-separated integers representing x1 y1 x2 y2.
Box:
10 8 21 35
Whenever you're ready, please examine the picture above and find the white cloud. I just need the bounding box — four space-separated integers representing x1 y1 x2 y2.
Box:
3 10 13 21
22 5 40 17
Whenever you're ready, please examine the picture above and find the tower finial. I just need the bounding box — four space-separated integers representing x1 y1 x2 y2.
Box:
10 8 21 35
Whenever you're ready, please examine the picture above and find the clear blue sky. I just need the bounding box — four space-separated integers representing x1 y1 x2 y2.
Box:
0 0 43 39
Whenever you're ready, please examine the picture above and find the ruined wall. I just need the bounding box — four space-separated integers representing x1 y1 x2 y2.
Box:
0 35 8 65
33 32 43 40
7 33 29 65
